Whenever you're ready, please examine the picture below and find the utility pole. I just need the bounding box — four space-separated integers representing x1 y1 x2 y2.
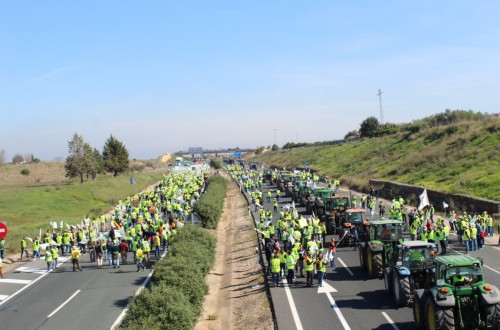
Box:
272 128 278 146
377 89 384 124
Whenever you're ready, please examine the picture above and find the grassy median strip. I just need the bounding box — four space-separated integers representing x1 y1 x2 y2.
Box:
194 175 228 229
121 175 227 329
121 226 217 329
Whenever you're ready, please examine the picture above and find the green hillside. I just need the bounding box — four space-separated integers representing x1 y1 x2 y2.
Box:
250 112 500 201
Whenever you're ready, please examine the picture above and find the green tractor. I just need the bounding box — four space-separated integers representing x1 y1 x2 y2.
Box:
292 180 308 203
383 241 437 307
358 219 404 278
311 188 335 218
413 255 500 330
324 195 351 234
277 171 294 193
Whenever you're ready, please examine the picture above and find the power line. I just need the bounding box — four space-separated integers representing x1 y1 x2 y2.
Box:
377 89 384 124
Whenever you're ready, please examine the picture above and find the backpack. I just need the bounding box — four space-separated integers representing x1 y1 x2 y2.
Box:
480 230 485 238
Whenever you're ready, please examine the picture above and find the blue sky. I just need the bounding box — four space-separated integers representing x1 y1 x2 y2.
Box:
1 1 499 161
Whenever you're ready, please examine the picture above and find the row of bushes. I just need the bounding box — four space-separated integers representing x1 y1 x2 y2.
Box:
122 226 217 329
193 175 227 229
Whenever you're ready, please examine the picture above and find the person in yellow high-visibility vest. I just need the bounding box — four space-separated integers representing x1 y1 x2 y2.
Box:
315 254 327 287
270 253 281 287
304 251 315 286
136 247 145 272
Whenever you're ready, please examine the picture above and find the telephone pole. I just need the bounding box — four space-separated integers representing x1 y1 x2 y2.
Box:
272 128 279 145
377 89 384 124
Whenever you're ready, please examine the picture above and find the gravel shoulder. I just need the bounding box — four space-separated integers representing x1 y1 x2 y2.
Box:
195 180 274 330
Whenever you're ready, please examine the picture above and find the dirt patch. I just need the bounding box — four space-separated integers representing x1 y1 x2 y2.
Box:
195 180 274 330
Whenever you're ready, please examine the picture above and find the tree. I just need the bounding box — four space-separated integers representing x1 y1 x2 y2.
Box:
359 116 380 138
85 145 104 180
65 133 88 183
209 158 222 169
271 144 279 151
12 153 25 164
344 130 358 139
102 135 129 176
255 146 265 155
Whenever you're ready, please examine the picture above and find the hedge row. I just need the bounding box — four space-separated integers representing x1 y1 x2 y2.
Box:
122 226 217 330
193 175 227 229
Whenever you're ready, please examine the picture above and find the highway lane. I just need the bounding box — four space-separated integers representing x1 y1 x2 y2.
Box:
0 252 157 330
243 175 500 330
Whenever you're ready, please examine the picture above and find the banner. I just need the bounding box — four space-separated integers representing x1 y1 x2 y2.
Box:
418 189 430 210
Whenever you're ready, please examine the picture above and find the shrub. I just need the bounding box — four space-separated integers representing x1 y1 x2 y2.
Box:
194 175 227 229
209 158 223 169
123 284 197 330
123 226 217 329
20 168 30 176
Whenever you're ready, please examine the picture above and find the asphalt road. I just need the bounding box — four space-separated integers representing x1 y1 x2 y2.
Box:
243 177 500 330
0 251 160 330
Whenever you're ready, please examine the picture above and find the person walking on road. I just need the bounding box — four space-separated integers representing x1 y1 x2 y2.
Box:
50 245 59 269
21 237 30 260
315 253 327 287
119 239 128 265
304 251 314 286
71 246 83 271
95 240 104 268
45 247 53 272
271 253 281 287
136 247 145 272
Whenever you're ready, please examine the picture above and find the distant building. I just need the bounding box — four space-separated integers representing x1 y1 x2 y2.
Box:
188 147 203 154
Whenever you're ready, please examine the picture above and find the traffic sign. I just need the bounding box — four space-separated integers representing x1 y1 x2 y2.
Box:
304 161 309 169
0 222 7 239
234 152 242 158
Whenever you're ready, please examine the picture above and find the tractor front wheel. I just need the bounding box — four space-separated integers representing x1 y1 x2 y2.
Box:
393 271 412 307
359 248 366 269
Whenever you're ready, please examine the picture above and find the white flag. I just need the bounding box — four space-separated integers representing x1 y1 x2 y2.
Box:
443 201 449 209
292 200 296 210
418 189 430 210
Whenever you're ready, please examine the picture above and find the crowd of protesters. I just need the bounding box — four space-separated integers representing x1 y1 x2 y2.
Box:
226 163 499 289
0 169 208 273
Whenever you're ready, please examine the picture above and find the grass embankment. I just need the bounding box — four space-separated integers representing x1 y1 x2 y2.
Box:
0 164 166 253
250 117 500 201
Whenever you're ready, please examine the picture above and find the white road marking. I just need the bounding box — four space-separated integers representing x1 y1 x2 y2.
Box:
483 264 500 276
47 290 81 318
15 266 46 275
337 258 354 276
110 249 168 330
324 286 351 330
0 294 9 301
281 279 304 330
0 256 71 307
381 312 400 330
317 281 338 293
0 279 32 284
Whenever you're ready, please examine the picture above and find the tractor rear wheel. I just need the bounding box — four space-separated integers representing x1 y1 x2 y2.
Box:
367 250 382 277
425 297 455 330
359 248 366 269
481 303 500 329
413 289 426 329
